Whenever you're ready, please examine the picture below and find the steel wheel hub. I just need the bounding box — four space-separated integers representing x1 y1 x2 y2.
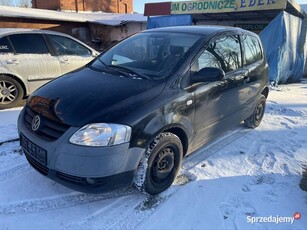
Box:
153 148 175 181
255 103 264 121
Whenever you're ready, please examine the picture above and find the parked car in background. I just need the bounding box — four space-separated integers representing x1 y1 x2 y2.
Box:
18 26 269 195
0 28 98 109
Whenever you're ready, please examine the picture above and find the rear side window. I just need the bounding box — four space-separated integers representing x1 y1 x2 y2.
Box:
9 34 49 54
194 35 242 73
0 36 13 53
48 35 91 56
242 34 262 65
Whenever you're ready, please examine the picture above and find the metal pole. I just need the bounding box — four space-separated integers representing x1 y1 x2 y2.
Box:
75 0 78 12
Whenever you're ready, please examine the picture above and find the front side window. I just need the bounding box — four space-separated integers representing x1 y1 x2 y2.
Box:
0 36 13 53
9 34 49 54
242 34 262 65
193 35 242 73
91 32 202 80
48 35 91 56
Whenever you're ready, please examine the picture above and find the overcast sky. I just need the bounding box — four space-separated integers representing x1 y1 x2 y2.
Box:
134 0 307 14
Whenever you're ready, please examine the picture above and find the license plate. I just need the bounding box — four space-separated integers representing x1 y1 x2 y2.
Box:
20 134 47 166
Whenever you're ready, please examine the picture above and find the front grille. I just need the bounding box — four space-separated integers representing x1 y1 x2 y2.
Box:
20 133 49 175
25 153 49 175
56 171 109 187
56 171 85 185
24 107 70 141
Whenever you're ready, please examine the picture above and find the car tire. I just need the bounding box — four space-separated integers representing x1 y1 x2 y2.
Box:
244 94 266 128
134 132 183 195
0 75 23 110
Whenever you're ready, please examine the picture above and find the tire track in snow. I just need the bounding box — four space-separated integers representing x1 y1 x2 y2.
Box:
0 138 19 146
0 188 136 215
0 163 30 184
68 188 177 230
68 195 146 229
183 126 252 172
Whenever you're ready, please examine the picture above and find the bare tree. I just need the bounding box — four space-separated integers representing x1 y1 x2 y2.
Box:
17 0 32 8
0 0 11 6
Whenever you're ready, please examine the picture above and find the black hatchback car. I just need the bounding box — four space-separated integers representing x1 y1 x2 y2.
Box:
18 26 269 195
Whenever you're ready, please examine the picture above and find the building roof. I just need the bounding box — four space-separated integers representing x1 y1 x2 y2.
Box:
0 5 147 26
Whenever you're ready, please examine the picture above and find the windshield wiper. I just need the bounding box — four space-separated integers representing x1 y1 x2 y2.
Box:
93 60 130 78
97 59 109 70
108 65 149 80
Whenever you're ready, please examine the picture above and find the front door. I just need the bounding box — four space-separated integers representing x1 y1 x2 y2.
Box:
7 33 61 94
190 34 247 148
47 34 94 74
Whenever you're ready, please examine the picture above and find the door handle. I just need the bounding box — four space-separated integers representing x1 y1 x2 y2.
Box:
6 59 19 64
60 58 69 64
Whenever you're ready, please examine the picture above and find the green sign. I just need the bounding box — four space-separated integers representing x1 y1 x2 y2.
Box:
171 0 287 14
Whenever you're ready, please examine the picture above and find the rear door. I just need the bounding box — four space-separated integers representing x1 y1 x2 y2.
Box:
47 34 94 74
241 34 267 117
189 34 247 146
7 33 62 94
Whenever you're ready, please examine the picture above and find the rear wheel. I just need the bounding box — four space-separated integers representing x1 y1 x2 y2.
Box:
134 132 183 195
0 75 23 110
244 95 266 128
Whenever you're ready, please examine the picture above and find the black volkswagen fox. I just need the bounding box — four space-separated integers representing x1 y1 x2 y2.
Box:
18 26 269 195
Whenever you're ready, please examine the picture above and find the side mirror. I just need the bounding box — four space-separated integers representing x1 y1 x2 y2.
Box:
192 67 225 84
92 51 99 57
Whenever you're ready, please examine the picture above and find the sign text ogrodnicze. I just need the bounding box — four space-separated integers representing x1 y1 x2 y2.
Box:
171 0 287 14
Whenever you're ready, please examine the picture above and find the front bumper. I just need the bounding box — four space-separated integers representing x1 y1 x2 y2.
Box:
18 107 145 193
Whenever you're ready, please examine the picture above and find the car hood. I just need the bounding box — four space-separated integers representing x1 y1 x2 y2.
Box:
27 67 166 126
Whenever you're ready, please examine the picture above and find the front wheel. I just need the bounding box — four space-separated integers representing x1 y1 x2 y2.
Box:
0 75 23 110
244 94 266 128
134 132 183 195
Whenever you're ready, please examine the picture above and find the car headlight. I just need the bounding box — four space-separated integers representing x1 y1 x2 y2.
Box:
69 123 131 147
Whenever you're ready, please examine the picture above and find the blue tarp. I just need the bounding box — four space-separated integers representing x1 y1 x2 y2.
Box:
147 15 192 29
260 11 304 84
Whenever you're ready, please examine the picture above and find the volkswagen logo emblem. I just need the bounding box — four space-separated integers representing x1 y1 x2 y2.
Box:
31 115 41 131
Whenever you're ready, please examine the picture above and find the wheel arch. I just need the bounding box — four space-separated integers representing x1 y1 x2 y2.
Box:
164 127 189 157
261 86 269 99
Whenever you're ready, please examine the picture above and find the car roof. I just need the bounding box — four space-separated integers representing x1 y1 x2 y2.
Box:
143 25 257 37
0 28 72 37
0 28 97 52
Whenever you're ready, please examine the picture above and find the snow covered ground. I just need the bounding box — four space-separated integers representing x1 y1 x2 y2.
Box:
0 81 306 229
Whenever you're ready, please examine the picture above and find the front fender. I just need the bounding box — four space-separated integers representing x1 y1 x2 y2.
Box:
130 108 194 151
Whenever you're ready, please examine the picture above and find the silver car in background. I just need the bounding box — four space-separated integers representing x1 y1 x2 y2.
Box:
0 28 98 109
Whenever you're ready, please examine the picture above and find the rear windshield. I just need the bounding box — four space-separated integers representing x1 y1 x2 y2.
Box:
90 32 201 80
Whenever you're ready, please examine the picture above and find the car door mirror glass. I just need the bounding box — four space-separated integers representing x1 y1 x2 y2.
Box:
192 67 225 84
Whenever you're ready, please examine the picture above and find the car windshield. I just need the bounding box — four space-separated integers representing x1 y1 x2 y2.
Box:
90 32 202 80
